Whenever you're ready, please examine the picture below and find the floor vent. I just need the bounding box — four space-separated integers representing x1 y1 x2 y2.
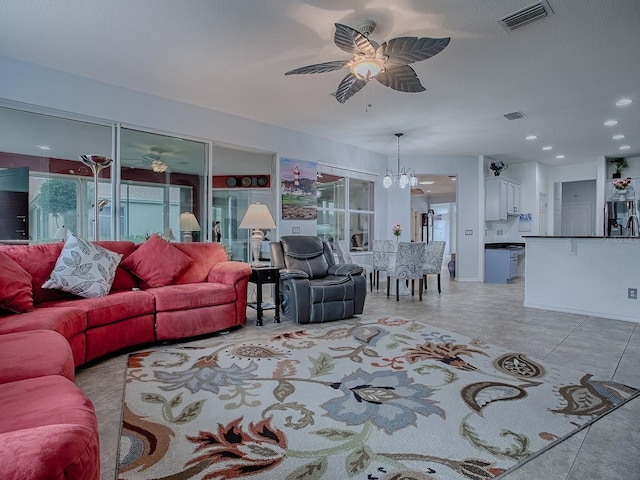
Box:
497 1 553 32
504 111 526 121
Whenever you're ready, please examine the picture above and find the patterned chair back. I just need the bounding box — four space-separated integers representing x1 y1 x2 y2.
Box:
372 240 395 270
390 242 425 280
335 240 354 264
423 241 446 274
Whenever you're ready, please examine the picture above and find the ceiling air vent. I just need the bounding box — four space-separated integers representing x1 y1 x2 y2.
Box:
497 1 553 32
504 111 526 121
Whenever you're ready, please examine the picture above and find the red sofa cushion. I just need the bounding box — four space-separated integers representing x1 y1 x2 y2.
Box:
42 289 155 329
0 306 86 340
0 376 99 480
121 234 193 287
148 283 236 312
0 330 74 384
0 251 33 313
173 242 228 284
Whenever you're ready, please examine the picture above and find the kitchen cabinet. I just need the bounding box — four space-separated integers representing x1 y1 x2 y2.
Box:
508 182 520 215
484 246 525 284
485 177 520 221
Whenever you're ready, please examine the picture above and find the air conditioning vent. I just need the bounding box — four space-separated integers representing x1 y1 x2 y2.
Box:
504 111 526 121
497 1 553 32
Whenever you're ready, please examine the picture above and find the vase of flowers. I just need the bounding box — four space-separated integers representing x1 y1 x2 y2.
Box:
489 161 507 176
392 223 402 242
612 177 632 200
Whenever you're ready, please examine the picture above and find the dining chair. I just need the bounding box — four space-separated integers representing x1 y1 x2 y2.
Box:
386 242 425 301
422 241 446 293
336 240 374 292
372 240 395 290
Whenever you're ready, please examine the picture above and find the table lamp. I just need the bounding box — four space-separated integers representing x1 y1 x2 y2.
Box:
179 213 201 242
239 203 276 264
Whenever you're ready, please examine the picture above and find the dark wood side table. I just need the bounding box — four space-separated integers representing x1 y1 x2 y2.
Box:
247 265 280 326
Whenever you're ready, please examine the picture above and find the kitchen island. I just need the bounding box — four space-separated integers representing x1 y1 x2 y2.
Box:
524 236 639 323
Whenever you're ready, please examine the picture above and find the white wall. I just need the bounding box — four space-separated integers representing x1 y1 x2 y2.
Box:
525 237 640 323
387 154 484 282
547 160 604 235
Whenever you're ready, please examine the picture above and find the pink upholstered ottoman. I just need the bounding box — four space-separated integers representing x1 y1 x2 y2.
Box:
0 330 74 384
0 375 100 480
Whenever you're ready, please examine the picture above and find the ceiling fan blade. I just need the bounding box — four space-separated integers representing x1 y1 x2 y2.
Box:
381 36 450 65
334 23 376 56
334 73 367 103
285 60 349 75
375 65 426 93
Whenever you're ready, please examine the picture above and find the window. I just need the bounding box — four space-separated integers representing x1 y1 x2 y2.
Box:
0 106 209 243
317 171 374 251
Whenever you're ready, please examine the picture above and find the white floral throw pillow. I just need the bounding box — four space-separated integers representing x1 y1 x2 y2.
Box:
42 234 123 298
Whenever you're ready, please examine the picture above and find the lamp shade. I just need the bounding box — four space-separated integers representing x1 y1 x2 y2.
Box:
179 213 201 232
239 203 276 230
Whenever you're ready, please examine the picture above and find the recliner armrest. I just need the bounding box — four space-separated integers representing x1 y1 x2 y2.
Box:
328 264 363 277
279 269 309 280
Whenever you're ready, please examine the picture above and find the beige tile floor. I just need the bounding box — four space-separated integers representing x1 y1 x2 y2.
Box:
75 274 640 480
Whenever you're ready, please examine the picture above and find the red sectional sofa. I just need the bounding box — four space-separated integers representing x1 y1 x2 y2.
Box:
0 239 252 480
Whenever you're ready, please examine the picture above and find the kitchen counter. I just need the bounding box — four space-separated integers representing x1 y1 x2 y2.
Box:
485 242 525 249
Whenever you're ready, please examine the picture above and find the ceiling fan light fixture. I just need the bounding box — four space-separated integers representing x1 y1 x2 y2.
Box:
349 58 384 81
151 160 168 173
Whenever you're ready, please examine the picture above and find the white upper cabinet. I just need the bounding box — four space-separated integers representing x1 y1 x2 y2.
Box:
486 177 520 221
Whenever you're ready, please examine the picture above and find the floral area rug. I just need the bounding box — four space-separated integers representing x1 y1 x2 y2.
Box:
117 318 639 480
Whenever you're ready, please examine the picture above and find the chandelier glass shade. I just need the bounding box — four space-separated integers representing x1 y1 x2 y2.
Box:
383 133 418 189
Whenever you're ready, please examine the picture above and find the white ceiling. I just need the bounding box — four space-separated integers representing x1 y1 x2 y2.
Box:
1 0 640 170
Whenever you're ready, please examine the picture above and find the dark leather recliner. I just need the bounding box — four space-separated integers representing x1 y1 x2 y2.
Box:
270 236 366 324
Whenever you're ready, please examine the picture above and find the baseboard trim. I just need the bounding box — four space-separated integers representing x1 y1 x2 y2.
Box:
523 302 640 324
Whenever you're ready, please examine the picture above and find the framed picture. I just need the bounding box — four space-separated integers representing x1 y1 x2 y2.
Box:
280 157 317 220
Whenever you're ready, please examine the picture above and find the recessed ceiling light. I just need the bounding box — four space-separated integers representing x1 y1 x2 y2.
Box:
37 145 51 150
604 120 619 126
419 181 435 185
526 135 538 140
616 98 633 106
612 134 625 140
619 145 631 150
555 155 565 159
542 146 552 150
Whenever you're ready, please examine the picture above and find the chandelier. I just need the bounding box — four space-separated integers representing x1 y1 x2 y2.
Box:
383 133 418 189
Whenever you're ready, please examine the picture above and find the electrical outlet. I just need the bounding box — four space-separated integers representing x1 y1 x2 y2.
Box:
465 230 473 235
629 288 638 300
292 227 300 234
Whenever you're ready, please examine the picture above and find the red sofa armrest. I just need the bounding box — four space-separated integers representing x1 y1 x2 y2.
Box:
208 261 252 286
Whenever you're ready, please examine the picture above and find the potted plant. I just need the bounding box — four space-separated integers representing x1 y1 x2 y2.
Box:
610 158 628 178
489 161 507 176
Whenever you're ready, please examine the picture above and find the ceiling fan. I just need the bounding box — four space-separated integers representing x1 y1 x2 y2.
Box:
124 147 171 173
285 21 450 103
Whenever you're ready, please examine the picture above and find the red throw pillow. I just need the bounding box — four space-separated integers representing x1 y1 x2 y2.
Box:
121 234 193 288
0 251 33 313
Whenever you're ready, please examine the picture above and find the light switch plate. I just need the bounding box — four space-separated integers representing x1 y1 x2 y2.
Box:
292 227 300 234
465 230 473 235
